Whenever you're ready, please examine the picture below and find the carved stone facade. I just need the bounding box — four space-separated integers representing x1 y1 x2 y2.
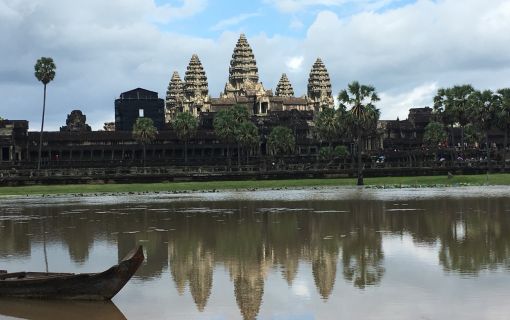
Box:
307 58 334 112
183 54 210 116
165 34 335 120
275 73 294 97
60 110 91 132
165 71 185 122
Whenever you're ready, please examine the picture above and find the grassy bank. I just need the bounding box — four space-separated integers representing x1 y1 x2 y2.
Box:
0 173 509 197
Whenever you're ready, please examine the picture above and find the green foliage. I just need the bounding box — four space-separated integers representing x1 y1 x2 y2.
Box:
434 85 475 127
267 126 295 156
132 117 158 145
468 90 499 132
34 57 56 85
423 121 447 148
213 105 250 143
237 121 259 150
315 108 339 143
338 81 381 135
496 88 510 131
463 123 483 146
172 112 198 142
319 145 349 161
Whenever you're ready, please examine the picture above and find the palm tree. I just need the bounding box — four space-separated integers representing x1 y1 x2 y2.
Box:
469 90 499 172
213 105 250 170
434 85 475 150
237 121 259 165
496 89 510 167
172 112 198 167
423 121 448 162
315 107 339 147
34 57 56 171
132 117 158 167
267 126 295 168
338 81 380 186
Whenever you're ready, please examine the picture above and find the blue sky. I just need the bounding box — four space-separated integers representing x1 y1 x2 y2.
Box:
154 0 417 38
1 0 509 130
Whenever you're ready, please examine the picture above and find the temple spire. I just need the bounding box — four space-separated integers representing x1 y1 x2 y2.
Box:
307 58 334 111
275 73 294 97
184 54 210 115
227 34 259 93
165 71 184 122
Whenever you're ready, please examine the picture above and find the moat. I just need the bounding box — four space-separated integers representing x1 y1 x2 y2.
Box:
1 187 510 320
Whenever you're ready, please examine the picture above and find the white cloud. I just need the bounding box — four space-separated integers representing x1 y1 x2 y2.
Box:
379 83 438 120
286 56 304 72
2 0 510 129
211 12 261 31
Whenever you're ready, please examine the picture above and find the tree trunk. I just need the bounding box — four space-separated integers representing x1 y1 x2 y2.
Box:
237 142 241 169
143 144 146 168
486 131 491 173
184 140 188 167
357 131 363 186
461 125 465 150
504 126 508 170
227 143 231 171
37 84 47 172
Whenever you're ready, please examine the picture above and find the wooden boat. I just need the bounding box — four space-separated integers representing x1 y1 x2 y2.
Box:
0 246 144 300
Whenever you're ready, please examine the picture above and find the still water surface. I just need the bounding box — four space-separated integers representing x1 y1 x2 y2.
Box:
1 187 510 319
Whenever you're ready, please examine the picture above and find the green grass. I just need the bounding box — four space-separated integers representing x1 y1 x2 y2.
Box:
0 174 508 197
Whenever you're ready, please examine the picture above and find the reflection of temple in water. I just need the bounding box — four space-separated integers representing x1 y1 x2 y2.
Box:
3 197 510 319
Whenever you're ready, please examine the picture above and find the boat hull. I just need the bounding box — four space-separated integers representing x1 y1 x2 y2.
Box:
0 246 144 300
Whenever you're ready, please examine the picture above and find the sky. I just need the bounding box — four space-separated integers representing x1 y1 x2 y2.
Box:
1 0 510 131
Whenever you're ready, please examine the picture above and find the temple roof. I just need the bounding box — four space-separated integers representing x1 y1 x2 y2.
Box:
307 58 332 98
228 34 259 90
166 71 184 106
184 54 209 99
275 73 295 97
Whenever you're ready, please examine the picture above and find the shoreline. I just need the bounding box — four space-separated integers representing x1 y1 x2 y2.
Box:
1 173 509 197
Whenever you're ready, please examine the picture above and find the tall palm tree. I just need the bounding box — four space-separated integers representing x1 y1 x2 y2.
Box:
34 57 56 171
496 89 510 168
237 121 259 165
172 111 198 166
338 81 380 186
267 126 295 161
434 85 475 150
315 107 339 147
469 90 499 172
132 117 158 167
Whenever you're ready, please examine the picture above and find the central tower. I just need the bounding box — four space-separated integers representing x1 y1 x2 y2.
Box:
224 34 259 97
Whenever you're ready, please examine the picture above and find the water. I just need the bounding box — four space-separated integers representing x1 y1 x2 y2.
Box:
1 186 510 319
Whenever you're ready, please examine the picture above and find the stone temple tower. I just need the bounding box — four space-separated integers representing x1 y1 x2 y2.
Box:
275 73 295 97
183 54 210 115
307 58 334 111
165 71 185 122
224 34 259 97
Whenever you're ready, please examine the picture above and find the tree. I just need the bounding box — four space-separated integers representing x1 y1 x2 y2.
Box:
338 81 380 186
315 107 339 146
213 105 250 170
469 90 499 171
434 85 475 150
237 121 259 165
267 126 295 158
132 117 158 167
172 112 198 166
423 121 447 161
496 89 510 168
34 57 56 171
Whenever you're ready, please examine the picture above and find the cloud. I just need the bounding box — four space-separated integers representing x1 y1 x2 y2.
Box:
2 0 510 129
211 12 261 31
379 83 438 120
286 56 304 72
264 0 396 13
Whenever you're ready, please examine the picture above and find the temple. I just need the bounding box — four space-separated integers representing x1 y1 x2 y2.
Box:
165 34 334 120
